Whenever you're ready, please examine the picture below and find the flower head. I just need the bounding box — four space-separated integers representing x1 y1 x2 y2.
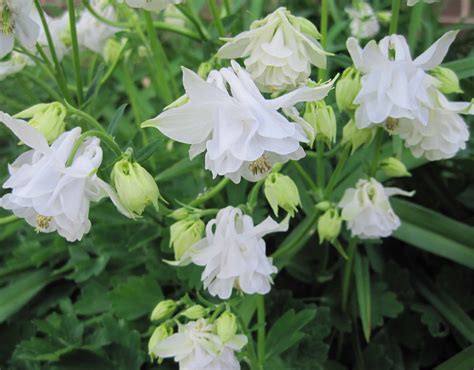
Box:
169 218 205 261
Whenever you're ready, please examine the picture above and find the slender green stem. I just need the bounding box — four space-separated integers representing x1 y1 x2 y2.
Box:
0 215 19 225
291 161 318 194
64 101 106 132
247 181 264 214
408 2 424 52
120 62 142 126
66 130 122 166
316 140 326 190
389 0 402 34
257 295 266 368
325 145 350 198
153 21 201 41
176 4 209 41
189 178 230 207
318 0 329 81
82 0 129 28
67 0 84 105
236 311 259 370
208 0 225 37
223 0 231 15
341 238 357 311
369 129 383 177
22 71 61 101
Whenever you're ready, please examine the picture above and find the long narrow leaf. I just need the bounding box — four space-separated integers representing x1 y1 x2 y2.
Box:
354 253 371 342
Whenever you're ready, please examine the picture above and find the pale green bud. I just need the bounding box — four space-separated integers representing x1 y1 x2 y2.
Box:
111 159 159 217
316 201 331 212
15 102 67 144
169 208 190 221
170 218 204 260
216 312 238 343
377 11 391 25
431 66 462 94
151 300 177 321
198 61 214 79
336 67 361 112
103 38 124 65
291 15 321 39
264 173 301 217
303 101 337 146
148 324 173 361
317 208 342 244
380 157 411 178
342 119 376 153
181 305 207 320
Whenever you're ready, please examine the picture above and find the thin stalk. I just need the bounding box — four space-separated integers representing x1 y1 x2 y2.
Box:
341 238 357 311
318 0 329 81
208 0 225 37
408 2 425 52
66 130 122 166
236 312 259 370
176 4 209 41
316 140 326 189
369 129 383 177
247 181 264 214
22 71 62 101
67 0 84 105
223 0 231 15
120 62 142 126
189 178 230 207
153 21 201 41
64 101 106 132
389 0 402 34
291 161 318 194
82 0 129 28
257 295 266 368
0 215 18 225
325 145 350 198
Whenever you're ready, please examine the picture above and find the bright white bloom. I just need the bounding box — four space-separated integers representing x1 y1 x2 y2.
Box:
0 51 30 80
77 0 120 55
0 112 132 242
125 0 182 12
151 319 247 370
36 12 69 62
347 31 458 128
217 7 329 92
339 178 414 239
345 2 380 39
173 206 287 299
407 0 437 6
0 0 40 58
143 61 334 183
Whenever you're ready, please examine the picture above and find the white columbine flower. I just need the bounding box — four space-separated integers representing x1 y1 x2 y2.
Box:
36 12 70 62
151 319 247 370
339 178 414 239
0 0 40 58
143 61 334 184
0 112 132 242
347 31 458 128
0 51 30 80
407 0 438 6
125 0 182 12
217 7 329 92
345 2 380 39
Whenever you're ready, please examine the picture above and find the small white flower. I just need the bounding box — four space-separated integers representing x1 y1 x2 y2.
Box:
347 31 458 128
0 51 30 80
143 61 334 183
345 2 380 39
0 112 132 242
151 318 247 370
339 178 414 239
407 0 438 6
217 7 328 92
125 0 182 12
0 0 40 58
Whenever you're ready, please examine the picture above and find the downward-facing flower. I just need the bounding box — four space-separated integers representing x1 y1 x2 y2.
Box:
339 178 414 239
217 7 329 92
173 206 287 299
143 61 334 184
345 2 380 39
150 318 247 370
0 112 132 242
125 0 182 12
0 51 30 80
347 31 458 128
0 0 40 58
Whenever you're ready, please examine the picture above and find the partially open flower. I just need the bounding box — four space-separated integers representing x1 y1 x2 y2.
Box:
342 119 376 153
431 66 462 95
148 324 173 361
151 300 177 321
335 67 361 112
380 158 411 178
304 101 337 146
169 218 205 261
264 173 301 217
317 208 342 244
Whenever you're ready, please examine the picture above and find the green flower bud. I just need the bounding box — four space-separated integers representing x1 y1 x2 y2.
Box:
216 312 238 343
15 102 67 144
151 300 177 321
377 11 391 25
303 101 337 146
264 173 301 217
198 61 214 79
316 201 331 212
380 157 411 178
170 218 204 260
431 66 462 95
169 208 190 220
148 324 173 361
111 159 159 217
317 208 342 244
290 15 321 39
103 38 124 65
181 305 207 320
342 119 376 153
336 67 361 112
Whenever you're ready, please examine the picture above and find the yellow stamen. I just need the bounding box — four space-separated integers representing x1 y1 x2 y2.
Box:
248 155 272 176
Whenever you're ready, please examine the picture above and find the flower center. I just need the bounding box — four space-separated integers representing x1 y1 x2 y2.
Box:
385 117 399 132
0 3 14 35
36 215 52 230
248 155 272 176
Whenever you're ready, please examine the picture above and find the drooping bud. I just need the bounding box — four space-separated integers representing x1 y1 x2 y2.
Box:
317 208 342 244
316 201 331 212
264 173 301 217
111 159 159 217
303 101 337 146
336 67 361 112
431 66 462 95
151 300 177 321
290 15 321 39
148 324 173 361
170 218 204 260
15 102 67 144
342 119 376 153
216 312 238 343
181 305 207 320
380 157 411 178
169 207 190 220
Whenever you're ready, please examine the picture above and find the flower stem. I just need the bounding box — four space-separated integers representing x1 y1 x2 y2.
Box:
318 0 329 81
64 101 106 132
325 145 350 198
316 140 326 191
341 238 357 312
369 129 383 177
208 0 225 37
408 2 424 51
389 0 402 34
153 21 201 41
257 295 266 368
0 215 18 225
67 0 84 105
176 4 210 41
189 178 230 207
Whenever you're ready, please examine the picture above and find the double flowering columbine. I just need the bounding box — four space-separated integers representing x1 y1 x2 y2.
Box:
143 61 334 183
125 0 182 12
345 2 380 39
171 206 287 299
0 0 40 58
338 178 414 239
0 112 132 242
217 7 329 92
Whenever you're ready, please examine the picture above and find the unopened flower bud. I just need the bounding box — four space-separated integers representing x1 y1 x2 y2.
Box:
181 305 207 320
148 324 173 361
264 173 301 217
216 312 238 343
169 207 189 220
111 159 159 217
380 157 411 178
15 102 67 144
103 38 124 65
317 208 342 244
431 66 462 95
377 11 391 25
336 67 361 112
342 119 376 153
151 300 177 321
304 101 337 146
198 61 214 79
316 201 331 212
170 218 204 260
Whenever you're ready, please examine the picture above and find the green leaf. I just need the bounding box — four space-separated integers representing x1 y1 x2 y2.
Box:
107 104 128 136
354 253 371 342
134 138 164 163
434 345 474 370
442 57 474 80
83 64 106 107
371 282 404 328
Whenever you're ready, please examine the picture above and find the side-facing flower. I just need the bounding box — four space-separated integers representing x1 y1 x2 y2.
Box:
0 112 132 242
0 51 30 80
143 61 334 184
345 2 380 39
338 178 414 239
125 0 182 12
217 7 329 92
0 0 40 57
